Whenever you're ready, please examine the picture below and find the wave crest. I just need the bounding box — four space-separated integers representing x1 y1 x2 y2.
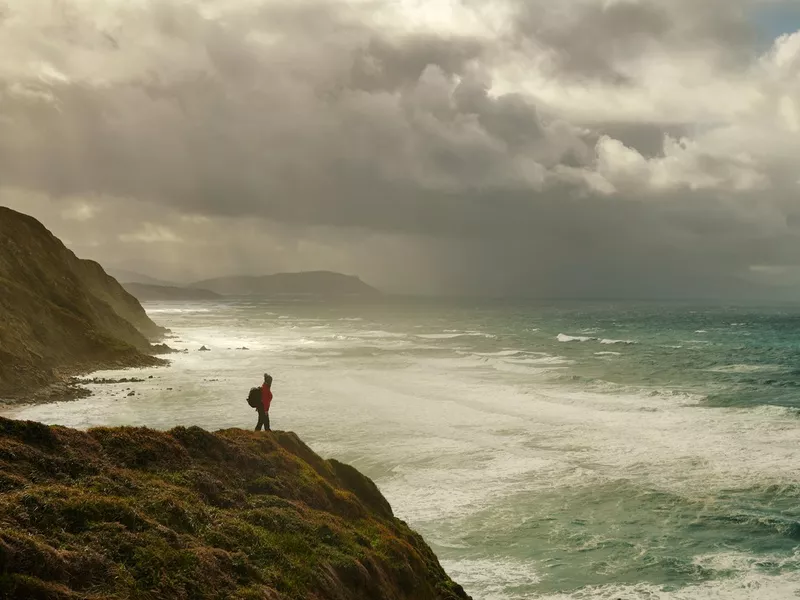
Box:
557 334 635 345
557 334 593 343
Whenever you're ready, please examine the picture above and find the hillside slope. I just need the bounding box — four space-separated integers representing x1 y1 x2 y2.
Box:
0 418 471 600
193 271 381 297
123 283 222 302
76 260 166 338
0 207 166 398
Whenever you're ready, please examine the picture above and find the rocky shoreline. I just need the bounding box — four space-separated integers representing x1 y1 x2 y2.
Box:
0 346 174 408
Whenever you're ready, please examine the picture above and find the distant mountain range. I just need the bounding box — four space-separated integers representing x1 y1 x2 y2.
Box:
112 269 380 301
192 271 381 297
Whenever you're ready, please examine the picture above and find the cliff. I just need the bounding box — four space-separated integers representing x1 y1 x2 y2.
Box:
75 261 166 338
0 207 166 398
123 283 223 302
0 418 471 600
192 271 381 297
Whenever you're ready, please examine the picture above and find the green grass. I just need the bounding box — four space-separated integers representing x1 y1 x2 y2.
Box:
0 418 470 600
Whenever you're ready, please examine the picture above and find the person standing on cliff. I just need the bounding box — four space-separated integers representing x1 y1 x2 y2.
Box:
255 373 273 432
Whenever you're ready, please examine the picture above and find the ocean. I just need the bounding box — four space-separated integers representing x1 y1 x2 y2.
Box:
6 298 800 599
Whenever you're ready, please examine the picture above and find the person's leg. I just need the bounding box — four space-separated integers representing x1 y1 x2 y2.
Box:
264 412 270 431
255 407 265 431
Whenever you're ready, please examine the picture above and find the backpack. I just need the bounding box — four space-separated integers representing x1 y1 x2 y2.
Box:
247 387 262 408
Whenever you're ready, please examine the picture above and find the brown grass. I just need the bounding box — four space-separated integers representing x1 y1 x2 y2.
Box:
0 418 470 600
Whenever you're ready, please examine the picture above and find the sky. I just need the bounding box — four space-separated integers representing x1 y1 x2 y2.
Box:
1 0 800 298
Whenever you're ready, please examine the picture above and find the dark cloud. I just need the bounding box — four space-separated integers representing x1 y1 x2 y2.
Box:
508 0 757 82
350 34 487 92
0 0 798 298
512 0 671 82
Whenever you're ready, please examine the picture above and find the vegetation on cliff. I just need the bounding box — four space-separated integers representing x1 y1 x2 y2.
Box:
0 207 166 398
0 418 470 600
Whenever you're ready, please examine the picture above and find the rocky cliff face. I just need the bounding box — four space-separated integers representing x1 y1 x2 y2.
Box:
75 259 166 338
0 207 165 398
0 418 471 600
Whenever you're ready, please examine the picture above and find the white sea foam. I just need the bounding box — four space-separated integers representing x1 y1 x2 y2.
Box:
473 350 529 357
557 334 634 345
146 307 213 314
439 558 541 599
535 552 800 600
353 330 407 339
454 350 570 373
9 302 800 600
706 364 785 374
505 356 567 366
557 333 594 342
418 332 496 340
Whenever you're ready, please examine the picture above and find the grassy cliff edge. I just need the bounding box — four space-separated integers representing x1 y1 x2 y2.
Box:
0 418 471 600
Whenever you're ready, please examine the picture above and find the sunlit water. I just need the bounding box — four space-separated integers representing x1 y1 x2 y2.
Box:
6 298 800 599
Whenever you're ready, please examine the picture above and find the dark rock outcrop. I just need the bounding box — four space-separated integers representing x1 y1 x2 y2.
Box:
75 260 166 338
0 418 471 600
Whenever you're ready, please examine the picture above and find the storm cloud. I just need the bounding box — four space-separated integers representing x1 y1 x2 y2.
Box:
1 0 800 297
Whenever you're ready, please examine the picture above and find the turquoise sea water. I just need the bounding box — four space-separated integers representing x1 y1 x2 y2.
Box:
6 299 800 599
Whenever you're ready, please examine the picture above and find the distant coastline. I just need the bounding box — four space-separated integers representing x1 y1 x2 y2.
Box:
191 271 381 297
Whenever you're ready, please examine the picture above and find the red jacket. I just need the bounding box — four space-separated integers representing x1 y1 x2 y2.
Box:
261 385 273 412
